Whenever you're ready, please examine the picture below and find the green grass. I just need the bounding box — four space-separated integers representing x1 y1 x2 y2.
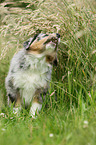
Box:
0 104 96 145
0 0 96 144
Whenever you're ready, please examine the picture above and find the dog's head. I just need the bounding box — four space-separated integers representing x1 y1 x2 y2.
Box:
23 33 60 65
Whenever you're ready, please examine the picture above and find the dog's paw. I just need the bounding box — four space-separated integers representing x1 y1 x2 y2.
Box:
13 107 21 115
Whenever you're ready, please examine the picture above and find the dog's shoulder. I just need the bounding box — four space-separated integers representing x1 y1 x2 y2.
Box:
9 49 26 72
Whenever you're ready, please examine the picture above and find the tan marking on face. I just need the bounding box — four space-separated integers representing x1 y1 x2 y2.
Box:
46 55 55 63
29 36 49 53
46 52 57 63
27 34 58 54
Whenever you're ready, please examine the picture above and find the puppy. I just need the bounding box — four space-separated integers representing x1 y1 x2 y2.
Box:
5 33 60 117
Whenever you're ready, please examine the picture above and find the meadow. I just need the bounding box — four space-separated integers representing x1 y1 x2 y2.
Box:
0 0 96 145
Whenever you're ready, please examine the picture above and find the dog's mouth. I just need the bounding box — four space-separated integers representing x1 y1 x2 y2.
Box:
44 37 59 50
44 37 58 44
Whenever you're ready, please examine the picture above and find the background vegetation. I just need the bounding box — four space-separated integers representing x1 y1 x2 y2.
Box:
0 0 96 145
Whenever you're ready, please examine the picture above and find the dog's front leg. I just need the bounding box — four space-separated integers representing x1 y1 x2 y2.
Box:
29 98 42 118
29 88 48 118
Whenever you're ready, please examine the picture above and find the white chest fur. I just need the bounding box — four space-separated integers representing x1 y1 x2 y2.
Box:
11 54 52 103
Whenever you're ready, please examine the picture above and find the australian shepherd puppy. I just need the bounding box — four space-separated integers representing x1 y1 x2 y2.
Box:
5 33 60 117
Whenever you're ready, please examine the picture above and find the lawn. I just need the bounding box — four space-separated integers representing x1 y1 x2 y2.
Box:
0 104 96 145
0 0 96 145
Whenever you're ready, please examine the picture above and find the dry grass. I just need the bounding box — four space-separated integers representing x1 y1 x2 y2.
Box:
0 0 95 60
0 0 96 105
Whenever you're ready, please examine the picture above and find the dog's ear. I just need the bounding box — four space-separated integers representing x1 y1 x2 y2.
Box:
23 33 39 50
23 38 33 50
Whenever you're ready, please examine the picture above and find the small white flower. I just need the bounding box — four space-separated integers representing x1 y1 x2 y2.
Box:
49 133 54 137
0 113 5 117
84 120 88 125
83 120 88 128
2 128 6 131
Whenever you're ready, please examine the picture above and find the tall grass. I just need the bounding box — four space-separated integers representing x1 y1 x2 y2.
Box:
0 0 96 108
0 0 96 144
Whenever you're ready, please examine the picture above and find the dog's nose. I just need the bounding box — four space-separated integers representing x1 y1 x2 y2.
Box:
56 33 60 38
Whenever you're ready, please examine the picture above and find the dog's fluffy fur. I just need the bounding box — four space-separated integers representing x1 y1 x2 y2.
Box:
5 33 60 117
